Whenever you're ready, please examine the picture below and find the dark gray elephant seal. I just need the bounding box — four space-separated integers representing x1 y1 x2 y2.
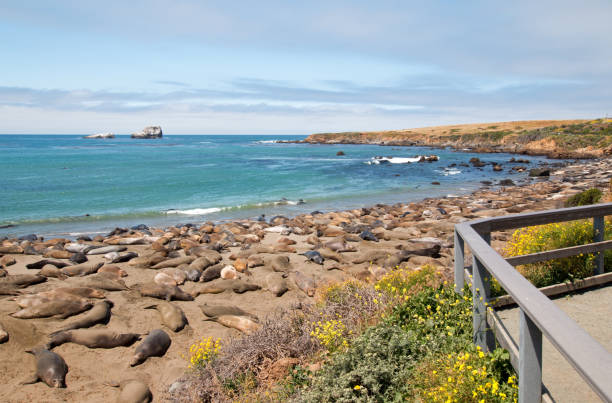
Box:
55 300 113 332
107 379 152 403
130 329 171 366
46 328 140 349
301 250 324 265
144 302 187 332
23 348 68 388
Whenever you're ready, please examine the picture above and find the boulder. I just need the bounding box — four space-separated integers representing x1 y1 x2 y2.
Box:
131 126 163 139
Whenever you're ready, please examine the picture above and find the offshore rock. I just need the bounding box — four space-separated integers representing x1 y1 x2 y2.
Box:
131 126 163 139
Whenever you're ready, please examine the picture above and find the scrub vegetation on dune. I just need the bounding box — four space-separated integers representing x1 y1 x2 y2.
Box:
174 267 518 402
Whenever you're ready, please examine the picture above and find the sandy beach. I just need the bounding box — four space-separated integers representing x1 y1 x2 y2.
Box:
0 157 610 402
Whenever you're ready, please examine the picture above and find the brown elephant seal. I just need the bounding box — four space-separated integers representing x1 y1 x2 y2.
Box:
269 255 292 272
265 272 288 297
220 265 238 280
12 288 100 309
23 348 68 388
206 315 260 333
11 299 93 319
160 268 187 285
0 268 7 278
107 379 152 403
150 256 194 270
230 279 261 294
200 303 258 321
43 249 72 259
324 240 356 252
46 328 140 349
293 271 316 297
138 283 194 301
55 300 113 332
144 302 187 332
98 264 128 278
199 263 224 282
61 262 104 277
189 284 226 297
0 274 46 287
0 321 8 343
130 329 171 366
77 274 129 291
40 265 68 280
154 272 177 287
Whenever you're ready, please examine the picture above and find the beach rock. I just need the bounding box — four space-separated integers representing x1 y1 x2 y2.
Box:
131 126 162 139
529 168 550 177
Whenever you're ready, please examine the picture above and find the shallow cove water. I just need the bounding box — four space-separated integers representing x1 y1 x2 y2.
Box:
0 134 555 238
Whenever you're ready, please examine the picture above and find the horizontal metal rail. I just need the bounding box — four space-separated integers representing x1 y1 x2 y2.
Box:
505 239 612 266
454 202 612 403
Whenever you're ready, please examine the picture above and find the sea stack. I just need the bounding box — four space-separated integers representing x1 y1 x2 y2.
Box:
83 133 115 139
131 126 163 139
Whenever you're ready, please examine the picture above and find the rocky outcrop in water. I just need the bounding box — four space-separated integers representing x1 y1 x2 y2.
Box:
131 126 163 139
83 133 114 139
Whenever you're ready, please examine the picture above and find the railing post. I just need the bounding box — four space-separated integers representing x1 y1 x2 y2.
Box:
519 309 543 403
594 216 604 275
472 255 495 352
454 229 465 294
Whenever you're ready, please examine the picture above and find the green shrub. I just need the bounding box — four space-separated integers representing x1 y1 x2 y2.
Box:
565 188 602 207
504 219 612 287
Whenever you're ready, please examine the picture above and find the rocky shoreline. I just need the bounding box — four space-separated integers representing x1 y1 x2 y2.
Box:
0 157 611 402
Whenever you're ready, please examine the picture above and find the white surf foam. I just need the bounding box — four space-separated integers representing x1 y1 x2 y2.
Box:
165 207 222 215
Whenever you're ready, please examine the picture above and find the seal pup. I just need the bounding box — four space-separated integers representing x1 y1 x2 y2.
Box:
22 348 68 388
55 300 113 332
230 279 261 294
200 303 258 321
301 250 324 265
269 255 292 272
144 301 187 332
46 328 140 349
154 272 177 287
77 274 129 291
26 259 70 270
130 329 171 366
206 315 260 333
97 264 127 278
106 379 152 403
39 265 68 280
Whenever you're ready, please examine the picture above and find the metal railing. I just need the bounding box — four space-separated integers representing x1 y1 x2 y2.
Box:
454 203 612 403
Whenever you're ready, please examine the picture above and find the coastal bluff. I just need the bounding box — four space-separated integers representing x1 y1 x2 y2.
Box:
302 119 612 159
132 126 163 139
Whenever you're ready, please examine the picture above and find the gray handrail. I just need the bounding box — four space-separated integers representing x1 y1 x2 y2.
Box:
454 202 612 403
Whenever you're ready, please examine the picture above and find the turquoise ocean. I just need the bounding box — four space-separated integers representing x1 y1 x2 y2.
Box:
0 135 554 238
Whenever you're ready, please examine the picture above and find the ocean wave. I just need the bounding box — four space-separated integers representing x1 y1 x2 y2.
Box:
366 156 424 165
165 207 223 215
253 140 280 144
440 168 461 176
164 198 306 215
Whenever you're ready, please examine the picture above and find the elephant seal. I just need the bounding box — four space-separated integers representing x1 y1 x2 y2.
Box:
199 263 224 282
265 273 288 297
0 274 46 287
230 280 261 294
65 243 96 254
55 300 113 332
160 268 187 285
301 250 324 265
154 272 177 287
26 259 70 270
323 239 356 252
39 265 68 280
43 249 72 259
97 264 127 278
107 379 152 403
144 302 187 332
86 245 127 255
269 255 292 272
0 268 7 278
189 284 226 297
220 265 238 280
0 321 8 343
107 251 139 263
23 348 68 388
318 248 345 263
359 230 379 242
130 329 171 366
70 252 88 264
185 268 202 282
200 303 258 321
138 283 194 301
61 262 104 277
46 328 140 349
150 256 194 270
293 271 316 297
77 274 129 291
206 315 260 333
11 299 93 319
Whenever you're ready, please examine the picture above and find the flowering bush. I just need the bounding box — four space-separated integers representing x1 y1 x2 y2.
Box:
375 265 441 300
311 317 350 353
504 219 612 287
185 336 221 369
413 346 518 402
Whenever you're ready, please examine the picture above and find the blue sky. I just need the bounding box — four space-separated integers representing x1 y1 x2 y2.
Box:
1 0 611 134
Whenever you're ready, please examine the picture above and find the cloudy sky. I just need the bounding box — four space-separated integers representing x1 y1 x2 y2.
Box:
1 0 611 134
